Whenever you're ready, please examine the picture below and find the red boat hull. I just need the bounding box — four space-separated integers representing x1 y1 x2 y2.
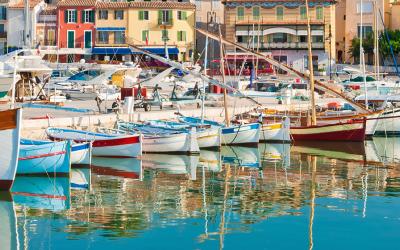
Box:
291 120 366 142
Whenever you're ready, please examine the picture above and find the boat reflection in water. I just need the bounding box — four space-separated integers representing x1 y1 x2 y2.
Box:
199 150 222 172
11 176 70 211
259 143 291 168
373 137 400 164
91 157 143 180
221 146 260 168
0 193 18 250
142 153 199 180
71 168 91 190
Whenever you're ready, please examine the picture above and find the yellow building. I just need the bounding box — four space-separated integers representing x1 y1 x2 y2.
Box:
390 1 400 30
223 0 336 73
93 0 196 62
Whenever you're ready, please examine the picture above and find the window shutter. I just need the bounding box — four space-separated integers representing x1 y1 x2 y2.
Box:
177 31 181 41
139 10 143 20
114 10 117 20
81 10 85 23
90 10 94 22
142 30 145 41
158 10 162 22
64 10 68 23
182 11 187 20
74 10 77 22
168 10 172 21
183 31 186 41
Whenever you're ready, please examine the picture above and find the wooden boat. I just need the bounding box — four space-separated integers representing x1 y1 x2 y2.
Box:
117 122 200 154
71 142 92 167
260 117 291 142
46 127 142 158
290 119 366 142
147 120 221 149
17 139 71 175
0 109 22 191
179 116 260 146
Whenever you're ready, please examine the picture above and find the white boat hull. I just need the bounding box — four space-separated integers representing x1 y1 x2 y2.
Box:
0 109 21 190
375 108 400 136
71 142 92 167
196 127 221 148
260 118 291 142
142 132 199 154
221 123 260 145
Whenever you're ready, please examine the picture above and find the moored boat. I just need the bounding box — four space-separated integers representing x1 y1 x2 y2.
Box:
179 116 260 146
71 142 92 167
260 117 291 142
18 139 71 175
0 109 22 190
46 127 142 158
290 119 366 142
118 122 200 154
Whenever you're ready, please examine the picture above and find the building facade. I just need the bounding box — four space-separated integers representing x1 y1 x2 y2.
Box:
0 0 8 54
389 1 400 30
335 0 390 64
36 5 57 47
93 0 195 62
7 0 46 49
223 0 336 73
56 0 96 62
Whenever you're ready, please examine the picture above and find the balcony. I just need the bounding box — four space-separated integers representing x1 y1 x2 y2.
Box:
158 18 173 27
38 15 57 23
238 42 325 50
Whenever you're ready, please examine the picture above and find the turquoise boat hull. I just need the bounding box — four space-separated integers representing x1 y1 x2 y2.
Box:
17 139 71 175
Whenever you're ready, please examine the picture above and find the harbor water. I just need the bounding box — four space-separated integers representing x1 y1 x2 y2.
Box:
1 138 400 249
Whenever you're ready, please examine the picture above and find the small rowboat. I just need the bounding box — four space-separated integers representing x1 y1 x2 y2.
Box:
46 128 142 158
71 142 92 167
118 122 200 154
179 116 260 146
147 120 221 149
290 119 366 142
260 117 291 142
0 109 22 191
18 139 71 175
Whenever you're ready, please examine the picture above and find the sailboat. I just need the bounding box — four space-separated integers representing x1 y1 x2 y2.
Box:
0 109 22 190
290 2 366 142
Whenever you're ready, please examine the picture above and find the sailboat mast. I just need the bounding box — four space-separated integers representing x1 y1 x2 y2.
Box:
360 0 369 110
218 24 230 127
305 0 317 125
201 36 209 123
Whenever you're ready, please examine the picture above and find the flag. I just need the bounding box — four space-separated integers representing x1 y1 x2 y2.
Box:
145 33 149 46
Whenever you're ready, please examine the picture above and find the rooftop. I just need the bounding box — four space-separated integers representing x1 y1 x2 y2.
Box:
8 0 43 9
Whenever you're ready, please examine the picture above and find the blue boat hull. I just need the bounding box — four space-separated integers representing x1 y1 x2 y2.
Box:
17 140 71 175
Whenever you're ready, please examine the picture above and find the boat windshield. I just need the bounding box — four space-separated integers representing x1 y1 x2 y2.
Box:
68 70 101 81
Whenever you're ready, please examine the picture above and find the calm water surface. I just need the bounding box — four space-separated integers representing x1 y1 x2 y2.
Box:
1 138 400 249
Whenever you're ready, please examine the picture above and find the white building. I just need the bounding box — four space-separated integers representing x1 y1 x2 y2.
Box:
7 0 46 49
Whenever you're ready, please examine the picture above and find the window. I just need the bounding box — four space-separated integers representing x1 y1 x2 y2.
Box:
177 31 186 42
177 11 187 20
316 6 323 20
97 31 109 44
237 7 244 21
47 30 55 45
139 10 149 20
300 6 307 20
98 10 108 20
161 30 169 41
82 10 94 23
142 30 149 42
237 36 244 43
0 24 4 33
253 7 260 20
299 35 307 42
312 35 323 43
357 2 373 14
276 7 283 20
159 10 172 24
65 9 77 23
272 33 287 43
358 25 373 38
0 6 6 20
114 10 124 20
114 31 125 44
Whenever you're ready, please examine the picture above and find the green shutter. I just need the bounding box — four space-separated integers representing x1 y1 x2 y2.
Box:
74 10 77 22
158 10 162 22
168 10 172 22
183 31 186 41
81 10 85 23
300 6 306 20
64 10 68 23
177 31 181 41
90 10 94 22
182 11 187 20
139 10 143 20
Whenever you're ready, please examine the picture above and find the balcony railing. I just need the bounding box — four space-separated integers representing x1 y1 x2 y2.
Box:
158 18 173 26
38 15 57 23
238 42 325 49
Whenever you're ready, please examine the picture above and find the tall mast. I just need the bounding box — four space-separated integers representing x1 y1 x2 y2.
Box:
360 0 368 109
201 36 209 123
218 24 230 127
305 0 316 125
